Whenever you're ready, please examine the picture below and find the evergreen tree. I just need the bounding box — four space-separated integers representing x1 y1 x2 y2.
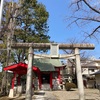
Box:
0 0 50 94
0 0 50 63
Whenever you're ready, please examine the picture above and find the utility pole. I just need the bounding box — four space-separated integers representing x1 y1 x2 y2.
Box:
0 0 4 28
26 46 33 100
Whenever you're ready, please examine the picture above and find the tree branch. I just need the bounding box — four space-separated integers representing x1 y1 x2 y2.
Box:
83 0 100 14
70 16 100 23
67 16 100 28
89 25 100 36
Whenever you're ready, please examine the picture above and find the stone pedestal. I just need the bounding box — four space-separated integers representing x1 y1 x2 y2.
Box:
8 89 15 98
62 82 65 90
17 86 22 94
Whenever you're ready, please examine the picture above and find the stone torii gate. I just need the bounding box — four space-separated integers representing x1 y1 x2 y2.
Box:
11 43 94 100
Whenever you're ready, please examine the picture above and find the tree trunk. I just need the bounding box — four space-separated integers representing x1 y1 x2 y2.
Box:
1 71 7 95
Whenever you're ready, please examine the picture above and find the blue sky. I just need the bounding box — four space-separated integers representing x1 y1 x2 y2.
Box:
38 0 84 42
38 0 100 59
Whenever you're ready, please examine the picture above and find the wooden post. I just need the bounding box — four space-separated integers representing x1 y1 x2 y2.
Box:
26 47 33 100
75 48 85 100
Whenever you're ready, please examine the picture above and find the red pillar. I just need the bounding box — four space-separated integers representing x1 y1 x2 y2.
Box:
12 73 16 89
50 72 52 88
38 72 42 89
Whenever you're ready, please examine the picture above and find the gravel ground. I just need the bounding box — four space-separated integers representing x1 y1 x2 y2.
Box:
0 88 100 100
44 89 100 100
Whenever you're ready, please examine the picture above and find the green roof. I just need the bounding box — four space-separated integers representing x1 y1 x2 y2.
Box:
33 58 63 71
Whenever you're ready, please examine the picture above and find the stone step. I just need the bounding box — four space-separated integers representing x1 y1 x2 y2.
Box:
41 84 51 91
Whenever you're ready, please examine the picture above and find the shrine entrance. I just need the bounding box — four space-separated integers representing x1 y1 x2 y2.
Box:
42 73 50 84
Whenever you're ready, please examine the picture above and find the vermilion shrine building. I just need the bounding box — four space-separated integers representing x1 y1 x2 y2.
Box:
4 58 66 91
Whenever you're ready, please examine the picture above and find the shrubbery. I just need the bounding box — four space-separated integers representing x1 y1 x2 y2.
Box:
65 82 76 91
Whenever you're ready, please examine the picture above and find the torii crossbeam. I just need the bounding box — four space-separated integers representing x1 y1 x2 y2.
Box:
11 43 94 49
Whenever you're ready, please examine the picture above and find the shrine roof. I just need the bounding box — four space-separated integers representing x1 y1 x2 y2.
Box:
33 58 65 71
91 70 100 75
4 59 65 74
4 62 39 75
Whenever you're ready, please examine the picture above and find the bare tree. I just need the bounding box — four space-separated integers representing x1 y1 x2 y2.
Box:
67 0 100 40
62 38 91 87
63 38 91 58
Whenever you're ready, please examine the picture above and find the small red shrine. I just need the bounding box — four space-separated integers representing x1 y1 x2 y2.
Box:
4 59 66 91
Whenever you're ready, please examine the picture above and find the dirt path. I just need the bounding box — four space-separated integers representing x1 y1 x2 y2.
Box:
0 89 100 100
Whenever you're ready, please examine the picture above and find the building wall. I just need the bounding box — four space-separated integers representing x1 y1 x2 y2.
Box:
82 68 99 75
95 74 100 85
82 68 88 75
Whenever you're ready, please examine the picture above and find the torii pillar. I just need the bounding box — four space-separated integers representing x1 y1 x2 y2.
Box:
75 48 84 100
25 47 33 100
